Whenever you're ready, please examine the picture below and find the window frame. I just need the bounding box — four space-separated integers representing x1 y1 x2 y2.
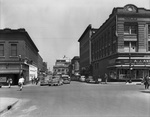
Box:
11 44 17 56
148 24 150 34
148 41 150 51
124 23 137 35
124 41 137 52
0 44 4 56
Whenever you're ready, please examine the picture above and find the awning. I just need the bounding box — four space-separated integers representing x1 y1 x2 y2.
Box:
107 65 150 69
0 69 20 74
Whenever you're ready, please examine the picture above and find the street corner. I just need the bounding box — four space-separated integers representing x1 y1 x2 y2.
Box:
140 89 150 94
125 82 142 85
0 97 19 115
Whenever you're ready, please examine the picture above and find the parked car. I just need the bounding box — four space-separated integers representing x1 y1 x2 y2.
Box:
85 76 95 83
86 76 101 84
40 75 50 86
62 75 71 84
49 75 63 86
80 76 86 82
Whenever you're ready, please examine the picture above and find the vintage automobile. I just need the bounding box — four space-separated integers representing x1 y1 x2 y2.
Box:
85 76 95 83
49 75 63 86
40 75 50 86
79 75 86 82
86 76 101 84
62 75 71 84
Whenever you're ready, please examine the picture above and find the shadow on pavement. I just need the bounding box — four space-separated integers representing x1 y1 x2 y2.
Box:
140 90 150 94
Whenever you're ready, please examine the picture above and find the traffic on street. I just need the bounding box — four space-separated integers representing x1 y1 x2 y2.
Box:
0 80 150 117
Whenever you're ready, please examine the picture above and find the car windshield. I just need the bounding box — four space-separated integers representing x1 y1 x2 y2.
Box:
62 77 68 80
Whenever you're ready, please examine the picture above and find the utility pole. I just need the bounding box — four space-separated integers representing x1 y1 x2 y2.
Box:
129 42 132 83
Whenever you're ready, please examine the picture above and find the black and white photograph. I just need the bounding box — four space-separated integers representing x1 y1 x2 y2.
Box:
0 0 150 117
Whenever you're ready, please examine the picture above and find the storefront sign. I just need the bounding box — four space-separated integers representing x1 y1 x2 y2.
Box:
116 59 150 65
29 65 37 81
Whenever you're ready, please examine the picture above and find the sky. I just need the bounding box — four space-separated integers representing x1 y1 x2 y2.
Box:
0 0 150 70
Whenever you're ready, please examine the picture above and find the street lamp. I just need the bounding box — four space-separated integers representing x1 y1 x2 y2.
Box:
18 55 22 78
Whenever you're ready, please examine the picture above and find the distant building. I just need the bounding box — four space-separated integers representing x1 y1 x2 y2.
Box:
0 28 43 85
53 56 71 75
68 56 80 80
91 4 150 81
78 24 97 76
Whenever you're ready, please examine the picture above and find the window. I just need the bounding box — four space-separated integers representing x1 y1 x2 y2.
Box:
0 44 4 56
124 41 137 52
124 42 129 52
124 23 137 34
148 41 150 51
11 44 17 56
148 25 150 34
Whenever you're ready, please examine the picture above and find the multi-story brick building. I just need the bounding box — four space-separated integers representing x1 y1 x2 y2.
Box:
78 24 97 76
0 28 43 85
91 4 150 81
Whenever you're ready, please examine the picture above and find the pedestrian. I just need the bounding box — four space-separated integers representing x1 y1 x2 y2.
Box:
143 75 149 89
18 76 25 91
7 77 13 88
35 77 39 85
31 77 34 84
104 73 108 84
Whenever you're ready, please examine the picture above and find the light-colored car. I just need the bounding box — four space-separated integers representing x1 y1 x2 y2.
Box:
40 75 50 86
62 75 71 84
49 75 63 86
80 76 86 82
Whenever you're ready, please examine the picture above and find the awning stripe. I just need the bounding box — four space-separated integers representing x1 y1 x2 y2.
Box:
0 69 20 74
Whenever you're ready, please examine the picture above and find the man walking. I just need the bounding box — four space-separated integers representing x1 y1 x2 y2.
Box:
7 77 13 88
104 73 108 84
18 76 25 91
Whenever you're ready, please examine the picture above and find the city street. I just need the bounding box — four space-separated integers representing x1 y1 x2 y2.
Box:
0 82 150 117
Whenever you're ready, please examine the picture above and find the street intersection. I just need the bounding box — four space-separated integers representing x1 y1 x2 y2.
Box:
0 82 150 117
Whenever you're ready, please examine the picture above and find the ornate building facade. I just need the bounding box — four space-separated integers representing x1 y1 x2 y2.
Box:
91 4 150 81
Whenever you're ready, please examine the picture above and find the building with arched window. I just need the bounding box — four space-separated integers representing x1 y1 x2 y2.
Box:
91 4 150 81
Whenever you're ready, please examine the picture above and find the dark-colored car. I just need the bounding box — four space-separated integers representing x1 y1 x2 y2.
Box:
62 75 71 84
40 75 50 86
86 76 100 84
85 76 95 83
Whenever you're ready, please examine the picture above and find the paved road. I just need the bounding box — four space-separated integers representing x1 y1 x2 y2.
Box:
0 82 150 117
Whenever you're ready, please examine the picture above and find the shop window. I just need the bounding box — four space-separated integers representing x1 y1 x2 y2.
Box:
124 23 137 34
11 44 17 56
0 44 4 56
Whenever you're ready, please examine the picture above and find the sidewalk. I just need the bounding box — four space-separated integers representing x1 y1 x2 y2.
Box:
0 83 40 88
0 97 19 115
101 81 143 85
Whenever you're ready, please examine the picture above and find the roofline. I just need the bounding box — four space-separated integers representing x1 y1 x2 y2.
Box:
0 28 39 52
78 24 92 42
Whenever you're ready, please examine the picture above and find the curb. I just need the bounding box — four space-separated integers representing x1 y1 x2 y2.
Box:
0 100 19 115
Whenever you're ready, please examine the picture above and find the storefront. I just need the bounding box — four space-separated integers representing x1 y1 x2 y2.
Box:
0 63 29 85
108 58 150 81
29 64 38 81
